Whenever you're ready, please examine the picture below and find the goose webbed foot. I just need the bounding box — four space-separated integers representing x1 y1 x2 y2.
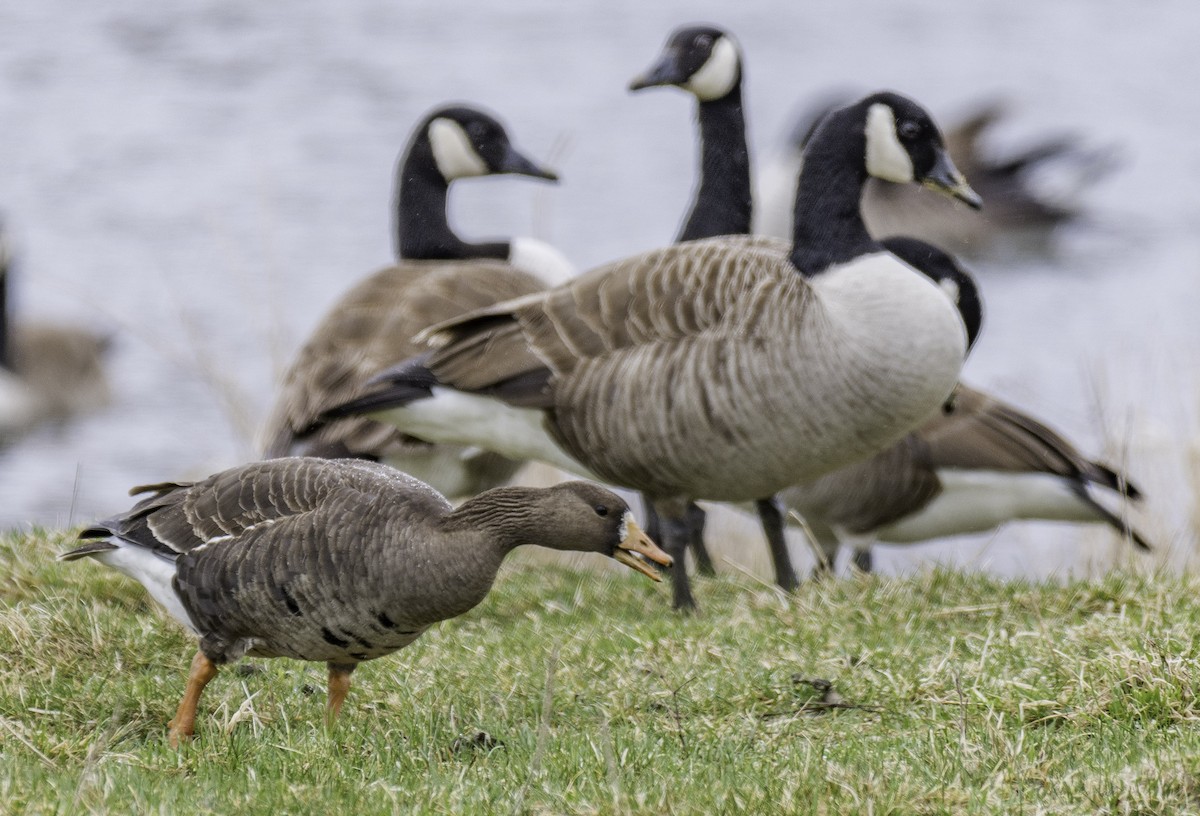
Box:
850 547 874 574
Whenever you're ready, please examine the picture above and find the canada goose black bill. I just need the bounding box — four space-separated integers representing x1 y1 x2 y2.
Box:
628 25 740 100
854 97 981 210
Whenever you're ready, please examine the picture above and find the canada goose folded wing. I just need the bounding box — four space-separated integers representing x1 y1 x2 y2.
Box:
921 386 1130 485
266 261 544 453
423 239 787 400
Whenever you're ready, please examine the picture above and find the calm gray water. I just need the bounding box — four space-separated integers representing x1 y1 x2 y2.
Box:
1 0 1197 577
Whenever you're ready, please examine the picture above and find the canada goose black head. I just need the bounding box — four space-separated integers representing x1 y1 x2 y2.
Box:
881 236 984 351
408 105 559 184
628 24 741 102
856 92 982 209
395 105 561 263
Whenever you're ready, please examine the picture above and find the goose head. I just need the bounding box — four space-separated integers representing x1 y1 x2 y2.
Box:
411 105 558 184
515 482 673 581
854 92 982 209
881 236 984 351
629 24 741 102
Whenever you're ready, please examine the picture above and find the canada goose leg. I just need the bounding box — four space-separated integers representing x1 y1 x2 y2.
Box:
684 501 716 577
804 520 840 581
169 650 219 748
755 496 798 592
653 500 698 612
326 662 357 725
642 497 662 545
850 547 874 574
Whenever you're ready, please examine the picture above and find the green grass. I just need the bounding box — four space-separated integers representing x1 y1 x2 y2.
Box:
3 528 1200 815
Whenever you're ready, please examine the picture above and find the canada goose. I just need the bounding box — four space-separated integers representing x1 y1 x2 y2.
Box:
757 94 1118 256
0 223 111 439
260 105 571 498
627 28 987 593
629 24 793 584
59 457 671 746
784 383 1150 575
320 91 982 610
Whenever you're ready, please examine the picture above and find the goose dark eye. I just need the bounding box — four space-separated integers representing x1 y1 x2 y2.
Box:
898 120 920 139
594 505 609 517
696 33 712 48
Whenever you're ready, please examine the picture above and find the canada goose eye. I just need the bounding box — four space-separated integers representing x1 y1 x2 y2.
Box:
594 505 609 517
898 120 920 140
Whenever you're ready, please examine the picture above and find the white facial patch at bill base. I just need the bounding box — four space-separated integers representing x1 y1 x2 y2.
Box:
429 118 489 180
619 510 635 543
683 37 739 101
865 103 915 183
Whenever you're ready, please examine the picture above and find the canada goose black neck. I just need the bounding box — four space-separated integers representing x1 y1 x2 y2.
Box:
393 140 509 263
788 102 879 277
0 229 12 372
679 85 753 241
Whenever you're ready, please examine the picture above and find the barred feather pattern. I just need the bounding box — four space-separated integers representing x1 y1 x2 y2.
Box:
425 237 967 502
81 459 502 664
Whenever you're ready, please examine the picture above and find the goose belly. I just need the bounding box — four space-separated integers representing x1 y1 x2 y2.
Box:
874 471 1097 543
554 256 967 501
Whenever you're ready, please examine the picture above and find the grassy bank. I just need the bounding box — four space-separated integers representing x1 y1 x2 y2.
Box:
2 527 1198 815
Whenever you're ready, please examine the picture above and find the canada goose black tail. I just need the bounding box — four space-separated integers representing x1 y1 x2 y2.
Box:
1069 482 1152 552
318 355 439 423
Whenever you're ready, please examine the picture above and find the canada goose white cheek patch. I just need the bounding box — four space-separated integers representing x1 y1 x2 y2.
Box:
683 37 739 101
429 118 489 180
865 104 914 183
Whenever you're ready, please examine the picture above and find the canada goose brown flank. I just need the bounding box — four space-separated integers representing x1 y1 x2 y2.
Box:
321 91 982 610
59 457 670 746
785 383 1150 574
260 105 571 498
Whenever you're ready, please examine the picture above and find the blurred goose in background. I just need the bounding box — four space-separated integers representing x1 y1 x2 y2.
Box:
320 91 982 610
756 93 1119 257
59 457 670 746
260 105 572 498
0 222 112 441
785 382 1150 575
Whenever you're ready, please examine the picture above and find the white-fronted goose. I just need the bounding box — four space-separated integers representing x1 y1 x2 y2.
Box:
320 91 982 610
0 223 111 439
784 383 1150 574
757 94 1118 256
260 105 572 498
59 457 670 746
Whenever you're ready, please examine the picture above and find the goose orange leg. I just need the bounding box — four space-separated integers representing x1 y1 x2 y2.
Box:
326 663 357 725
169 650 219 748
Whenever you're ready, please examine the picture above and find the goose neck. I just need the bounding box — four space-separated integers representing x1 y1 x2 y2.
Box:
678 87 753 242
393 151 510 263
788 125 879 277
